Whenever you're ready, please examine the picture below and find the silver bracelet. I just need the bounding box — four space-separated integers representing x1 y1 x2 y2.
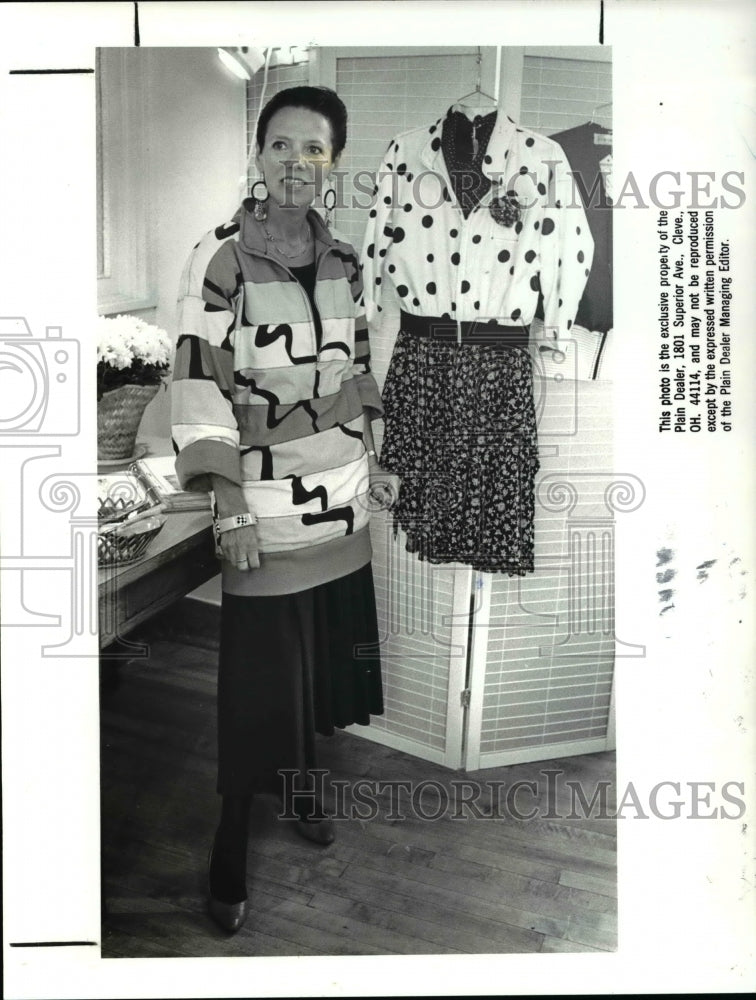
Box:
366 449 377 458
214 512 257 534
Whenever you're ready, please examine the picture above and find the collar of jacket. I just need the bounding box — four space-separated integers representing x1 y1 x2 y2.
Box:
236 197 340 259
419 109 519 209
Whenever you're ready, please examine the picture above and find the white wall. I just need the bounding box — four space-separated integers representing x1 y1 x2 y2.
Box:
134 47 247 438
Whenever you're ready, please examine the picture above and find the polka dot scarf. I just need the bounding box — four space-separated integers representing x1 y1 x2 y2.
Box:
441 109 497 218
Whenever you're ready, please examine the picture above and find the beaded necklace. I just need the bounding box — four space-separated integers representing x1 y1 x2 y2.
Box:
262 220 313 259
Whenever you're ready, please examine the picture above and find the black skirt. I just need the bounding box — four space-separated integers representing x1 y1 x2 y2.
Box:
380 320 540 575
216 562 383 796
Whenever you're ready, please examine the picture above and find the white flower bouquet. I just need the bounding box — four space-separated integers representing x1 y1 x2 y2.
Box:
97 313 172 401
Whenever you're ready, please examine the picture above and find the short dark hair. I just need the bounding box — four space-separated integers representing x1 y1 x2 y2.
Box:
255 86 348 159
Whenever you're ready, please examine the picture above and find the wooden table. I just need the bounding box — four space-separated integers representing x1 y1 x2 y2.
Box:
98 509 218 650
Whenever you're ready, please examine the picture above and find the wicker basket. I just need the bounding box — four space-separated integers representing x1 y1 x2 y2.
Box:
97 384 160 462
98 471 156 524
98 514 166 566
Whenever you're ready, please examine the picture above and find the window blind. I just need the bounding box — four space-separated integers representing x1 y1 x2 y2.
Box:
520 53 612 133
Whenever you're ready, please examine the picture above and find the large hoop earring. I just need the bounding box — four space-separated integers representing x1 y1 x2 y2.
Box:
251 179 269 221
322 187 337 230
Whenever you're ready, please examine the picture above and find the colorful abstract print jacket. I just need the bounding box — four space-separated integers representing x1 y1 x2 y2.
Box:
171 201 384 595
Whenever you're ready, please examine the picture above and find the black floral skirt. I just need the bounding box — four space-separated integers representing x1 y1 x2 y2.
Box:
380 327 540 575
217 563 383 796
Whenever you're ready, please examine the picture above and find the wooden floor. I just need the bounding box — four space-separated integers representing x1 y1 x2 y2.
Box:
100 609 618 958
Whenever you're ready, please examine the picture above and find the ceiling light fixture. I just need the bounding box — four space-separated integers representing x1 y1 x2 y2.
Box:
217 46 266 81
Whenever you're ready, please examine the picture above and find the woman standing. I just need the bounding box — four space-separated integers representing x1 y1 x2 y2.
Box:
171 87 391 933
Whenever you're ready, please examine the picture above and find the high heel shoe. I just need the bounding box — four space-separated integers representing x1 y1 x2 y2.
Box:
277 798 336 846
207 844 249 933
295 816 336 846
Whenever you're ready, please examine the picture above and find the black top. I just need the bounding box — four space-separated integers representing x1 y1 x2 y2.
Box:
290 262 323 350
548 122 613 333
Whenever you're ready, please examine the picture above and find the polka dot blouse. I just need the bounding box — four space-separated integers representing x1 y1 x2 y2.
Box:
361 108 595 349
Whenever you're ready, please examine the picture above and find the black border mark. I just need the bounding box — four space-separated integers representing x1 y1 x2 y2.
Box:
10 941 98 948
599 0 605 44
8 69 94 75
592 330 609 380
134 1 140 46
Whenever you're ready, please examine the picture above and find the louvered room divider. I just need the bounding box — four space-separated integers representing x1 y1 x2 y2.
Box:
465 362 618 769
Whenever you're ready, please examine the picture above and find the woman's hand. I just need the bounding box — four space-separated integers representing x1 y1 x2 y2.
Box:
367 454 401 511
210 473 260 570
219 523 261 571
